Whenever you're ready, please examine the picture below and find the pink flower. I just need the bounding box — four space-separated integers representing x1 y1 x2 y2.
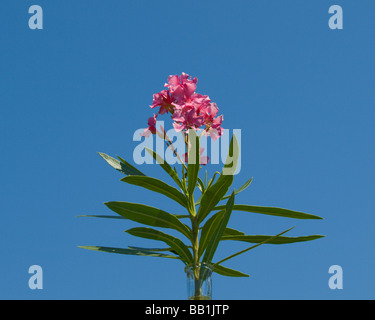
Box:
205 125 224 141
190 93 211 111
165 72 198 102
172 105 204 132
201 102 219 123
150 90 174 115
141 114 158 137
182 147 210 165
200 102 224 140
143 72 224 141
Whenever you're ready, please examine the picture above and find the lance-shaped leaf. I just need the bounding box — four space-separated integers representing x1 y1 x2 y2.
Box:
77 213 189 220
194 193 204 207
187 129 200 196
126 227 194 265
104 202 192 241
198 211 247 256
214 204 323 220
175 214 190 219
128 246 174 252
215 227 295 265
121 175 188 208
222 227 245 236
145 147 183 189
221 234 325 244
128 246 181 257
213 264 250 277
197 174 233 224
98 152 145 176
198 210 225 258
77 215 127 220
196 177 205 193
206 171 220 190
78 246 180 260
196 135 238 224
202 191 235 264
117 156 146 176
222 177 253 200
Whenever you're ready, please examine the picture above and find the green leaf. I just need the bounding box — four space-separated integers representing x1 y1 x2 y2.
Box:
194 193 204 206
198 210 225 258
198 217 242 243
202 191 235 264
78 246 180 260
98 152 144 176
206 171 220 190
196 135 239 224
117 156 145 176
76 215 127 220
214 204 323 220
127 246 174 252
222 177 253 200
221 234 325 244
175 214 190 219
197 177 205 193
216 227 295 265
104 202 192 241
126 227 194 265
213 264 250 277
121 175 188 208
77 214 189 220
145 147 183 189
187 129 200 196
197 174 233 224
222 227 245 236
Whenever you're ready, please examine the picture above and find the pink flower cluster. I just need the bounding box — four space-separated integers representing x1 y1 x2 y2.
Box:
142 73 224 140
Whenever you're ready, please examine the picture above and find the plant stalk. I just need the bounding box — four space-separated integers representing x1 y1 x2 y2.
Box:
187 192 202 300
192 216 201 299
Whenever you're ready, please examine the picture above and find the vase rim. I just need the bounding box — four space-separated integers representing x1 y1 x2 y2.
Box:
184 262 214 273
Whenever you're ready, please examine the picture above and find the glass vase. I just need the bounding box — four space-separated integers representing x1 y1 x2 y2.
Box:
185 263 213 300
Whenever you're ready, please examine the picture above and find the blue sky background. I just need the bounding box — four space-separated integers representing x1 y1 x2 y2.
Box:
1 1 374 299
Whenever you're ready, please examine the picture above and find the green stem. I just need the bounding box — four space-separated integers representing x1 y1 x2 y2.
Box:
192 218 201 299
187 194 202 300
157 128 188 170
183 130 203 300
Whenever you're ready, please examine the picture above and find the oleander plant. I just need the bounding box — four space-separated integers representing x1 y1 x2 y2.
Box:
78 73 324 300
